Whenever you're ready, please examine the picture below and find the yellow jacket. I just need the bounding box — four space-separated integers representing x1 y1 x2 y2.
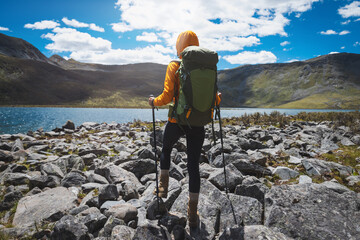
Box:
153 30 220 123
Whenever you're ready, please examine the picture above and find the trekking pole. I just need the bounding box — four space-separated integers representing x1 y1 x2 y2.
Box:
150 94 161 222
216 105 238 226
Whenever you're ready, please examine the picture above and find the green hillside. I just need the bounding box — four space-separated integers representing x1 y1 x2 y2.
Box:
218 53 360 109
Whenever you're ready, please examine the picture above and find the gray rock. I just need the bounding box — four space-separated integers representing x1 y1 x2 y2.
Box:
288 155 302 165
76 207 107 234
11 139 24 152
208 163 244 192
70 205 89 216
81 182 104 193
265 183 360 240
140 173 156 185
299 175 312 184
100 200 126 212
111 225 135 240
169 163 185 181
302 158 353 176
244 225 293 240
235 183 269 204
218 226 245 240
79 148 108 157
51 215 91 240
98 184 119 206
0 190 23 211
40 163 64 178
2 173 30 186
341 137 355 146
320 180 350 194
132 223 170 240
94 163 142 189
13 187 78 228
210 153 249 168
0 150 13 162
351 135 360 145
272 166 299 180
87 173 109 184
63 120 75 130
346 175 360 186
55 155 85 174
119 180 139 201
81 153 97 166
98 215 125 237
29 175 59 189
104 203 138 223
232 159 272 176
119 159 156 179
61 171 86 187
146 198 168 220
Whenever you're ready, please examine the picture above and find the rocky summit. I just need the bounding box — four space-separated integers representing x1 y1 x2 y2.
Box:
0 119 359 240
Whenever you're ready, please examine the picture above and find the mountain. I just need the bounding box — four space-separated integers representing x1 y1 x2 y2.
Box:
0 33 166 107
218 53 360 109
0 33 51 63
0 32 359 109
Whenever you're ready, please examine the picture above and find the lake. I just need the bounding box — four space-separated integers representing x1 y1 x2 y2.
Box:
0 107 355 135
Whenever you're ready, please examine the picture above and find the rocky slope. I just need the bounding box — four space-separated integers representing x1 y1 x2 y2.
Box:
0 119 359 239
218 53 360 109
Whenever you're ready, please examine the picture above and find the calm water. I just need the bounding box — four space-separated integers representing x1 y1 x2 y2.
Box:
0 107 355 135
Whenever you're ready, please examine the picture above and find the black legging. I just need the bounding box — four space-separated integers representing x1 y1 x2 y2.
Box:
160 122 205 193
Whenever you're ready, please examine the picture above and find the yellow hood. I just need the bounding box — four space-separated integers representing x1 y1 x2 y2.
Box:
176 31 199 58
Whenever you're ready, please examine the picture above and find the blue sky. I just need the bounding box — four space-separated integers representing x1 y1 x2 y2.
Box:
0 0 359 70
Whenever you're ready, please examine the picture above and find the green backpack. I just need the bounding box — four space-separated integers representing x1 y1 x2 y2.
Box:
171 46 219 127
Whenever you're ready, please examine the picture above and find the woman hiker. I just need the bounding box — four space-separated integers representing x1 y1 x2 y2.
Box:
148 30 221 228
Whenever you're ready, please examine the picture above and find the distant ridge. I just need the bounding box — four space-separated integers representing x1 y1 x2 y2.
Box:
218 52 360 109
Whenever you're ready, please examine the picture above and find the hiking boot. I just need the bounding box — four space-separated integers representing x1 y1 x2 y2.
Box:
153 170 169 198
187 192 199 228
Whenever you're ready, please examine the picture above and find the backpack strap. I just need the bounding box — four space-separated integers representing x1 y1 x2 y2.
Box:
170 60 181 120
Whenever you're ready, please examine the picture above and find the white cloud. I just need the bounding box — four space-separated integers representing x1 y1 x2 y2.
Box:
201 36 260 52
136 32 160 42
62 17 88 28
24 20 59 30
112 0 320 51
111 22 133 32
320 29 350 36
42 27 111 52
320 30 337 35
341 46 345 49
287 59 300 63
41 27 173 65
341 20 351 25
354 41 360 47
280 41 290 46
329 52 339 55
89 23 105 32
70 45 173 65
356 18 360 22
339 30 350 35
0 26 10 31
223 50 277 65
62 17 105 32
338 1 360 18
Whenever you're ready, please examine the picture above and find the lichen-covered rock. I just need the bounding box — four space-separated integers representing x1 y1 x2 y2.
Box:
265 183 360 240
50 215 91 240
13 187 78 228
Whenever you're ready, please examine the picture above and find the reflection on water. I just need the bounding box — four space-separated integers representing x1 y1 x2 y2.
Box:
0 107 354 134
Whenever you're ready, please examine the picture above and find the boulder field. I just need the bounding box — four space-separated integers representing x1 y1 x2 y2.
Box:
0 120 359 239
